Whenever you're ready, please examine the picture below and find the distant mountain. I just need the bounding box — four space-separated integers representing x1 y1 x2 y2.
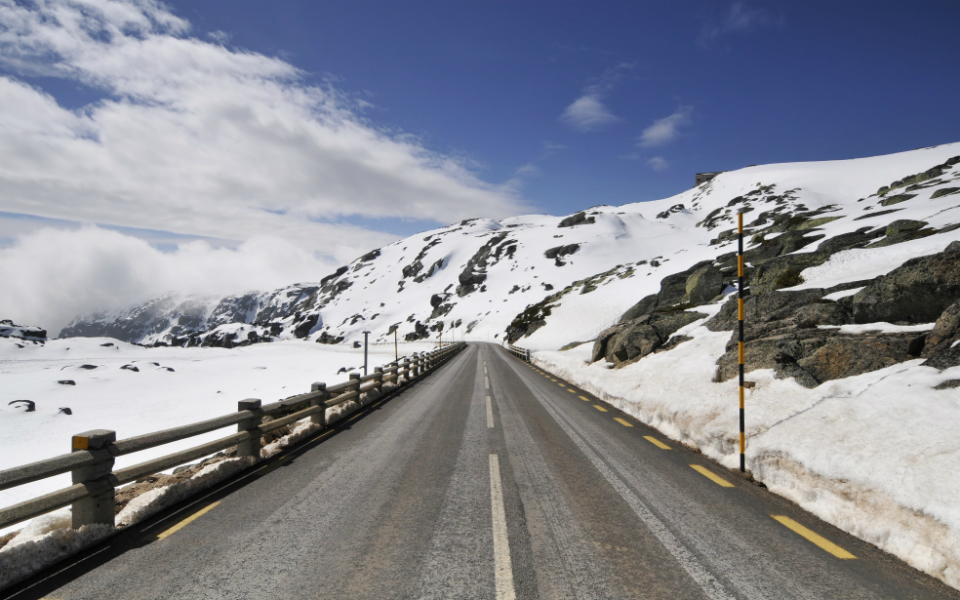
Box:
61 143 960 364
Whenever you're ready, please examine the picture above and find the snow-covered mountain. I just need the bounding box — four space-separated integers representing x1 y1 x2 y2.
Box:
61 143 960 355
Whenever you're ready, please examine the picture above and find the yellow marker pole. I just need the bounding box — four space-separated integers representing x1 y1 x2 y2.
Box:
738 211 746 473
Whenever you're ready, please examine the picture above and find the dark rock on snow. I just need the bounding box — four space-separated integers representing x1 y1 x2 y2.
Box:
592 311 707 366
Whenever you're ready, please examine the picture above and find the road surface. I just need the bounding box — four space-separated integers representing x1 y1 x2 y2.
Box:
4 343 958 599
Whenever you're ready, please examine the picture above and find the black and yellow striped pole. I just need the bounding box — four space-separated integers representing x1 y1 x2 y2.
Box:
738 212 746 473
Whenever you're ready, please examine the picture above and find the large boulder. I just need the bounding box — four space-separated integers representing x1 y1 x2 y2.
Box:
850 241 960 324
922 299 960 358
750 251 832 294
682 264 724 305
619 294 660 323
920 299 960 370
705 288 827 332
714 329 924 387
593 311 707 366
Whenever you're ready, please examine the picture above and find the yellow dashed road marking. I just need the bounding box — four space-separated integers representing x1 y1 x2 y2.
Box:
567 389 576 393
593 405 608 412
157 501 221 540
690 465 734 488
578 395 590 402
614 417 633 427
772 515 856 559
644 436 671 449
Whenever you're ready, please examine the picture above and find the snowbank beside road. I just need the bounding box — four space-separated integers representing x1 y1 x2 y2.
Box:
533 319 960 589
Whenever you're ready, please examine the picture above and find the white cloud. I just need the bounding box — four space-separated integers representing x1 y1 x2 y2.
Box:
637 106 692 147
699 2 774 46
0 226 343 335
0 0 527 261
560 92 619 132
647 156 669 171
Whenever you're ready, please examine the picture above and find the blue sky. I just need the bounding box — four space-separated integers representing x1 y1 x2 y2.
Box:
162 0 960 220
1 0 959 329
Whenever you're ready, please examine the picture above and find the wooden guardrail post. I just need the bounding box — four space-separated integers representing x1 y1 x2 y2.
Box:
374 367 384 393
237 399 263 459
71 429 116 528
310 383 328 426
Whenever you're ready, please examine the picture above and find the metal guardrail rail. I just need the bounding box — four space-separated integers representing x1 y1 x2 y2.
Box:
0 342 467 532
506 343 532 362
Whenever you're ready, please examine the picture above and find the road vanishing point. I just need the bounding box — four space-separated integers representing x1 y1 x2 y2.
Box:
5 343 958 600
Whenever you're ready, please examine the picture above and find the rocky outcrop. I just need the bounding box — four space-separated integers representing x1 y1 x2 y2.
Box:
920 299 960 370
592 311 707 366
544 244 580 266
848 241 960 324
702 242 960 386
0 320 47 343
619 260 725 318
558 212 595 228
457 233 516 296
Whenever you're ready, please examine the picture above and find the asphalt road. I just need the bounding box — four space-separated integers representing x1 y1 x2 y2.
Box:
5 343 959 599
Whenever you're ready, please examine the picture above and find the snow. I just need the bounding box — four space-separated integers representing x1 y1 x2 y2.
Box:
822 286 864 301
532 309 960 589
4 142 960 589
818 322 936 335
793 235 958 291
0 336 426 537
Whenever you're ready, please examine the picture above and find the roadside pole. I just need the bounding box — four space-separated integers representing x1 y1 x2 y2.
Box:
394 329 398 362
738 212 746 473
363 330 370 376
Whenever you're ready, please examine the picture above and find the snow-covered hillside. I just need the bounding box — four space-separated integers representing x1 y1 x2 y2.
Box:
5 142 960 590
61 143 960 355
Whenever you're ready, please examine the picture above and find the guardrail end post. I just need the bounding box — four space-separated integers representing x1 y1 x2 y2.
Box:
237 399 263 459
71 429 116 529
310 383 328 426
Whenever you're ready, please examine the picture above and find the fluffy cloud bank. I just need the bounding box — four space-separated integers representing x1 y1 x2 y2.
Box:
0 0 530 330
0 0 525 254
0 226 340 335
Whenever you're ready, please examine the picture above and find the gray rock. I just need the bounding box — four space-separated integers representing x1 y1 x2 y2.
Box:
544 244 580 266
851 241 960 324
886 220 927 236
935 379 960 390
920 299 960 358
682 264 724 305
797 333 923 383
922 346 960 371
619 294 659 323
706 288 826 332
598 311 707 366
558 212 595 227
750 252 831 294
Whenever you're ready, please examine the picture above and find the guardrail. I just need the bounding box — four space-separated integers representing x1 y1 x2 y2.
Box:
506 343 531 362
0 342 467 532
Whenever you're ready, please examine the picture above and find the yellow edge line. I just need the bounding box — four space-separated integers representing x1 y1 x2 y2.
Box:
593 405 608 412
643 436 671 450
614 417 633 427
690 465 734 488
578 395 591 402
772 515 856 559
156 501 221 540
